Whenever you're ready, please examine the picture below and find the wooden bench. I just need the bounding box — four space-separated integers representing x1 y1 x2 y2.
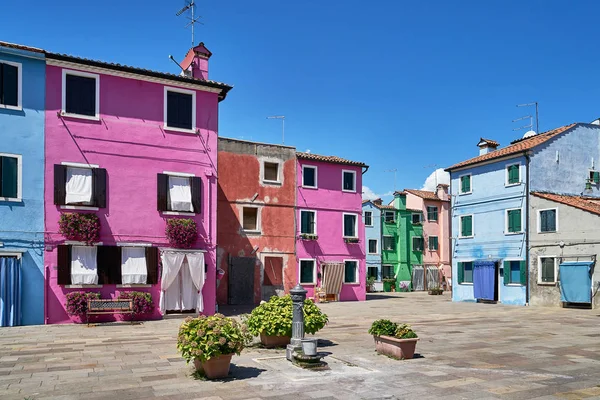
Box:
87 299 134 325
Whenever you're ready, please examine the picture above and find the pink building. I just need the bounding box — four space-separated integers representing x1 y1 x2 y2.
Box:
43 43 231 324
404 185 452 288
296 152 368 302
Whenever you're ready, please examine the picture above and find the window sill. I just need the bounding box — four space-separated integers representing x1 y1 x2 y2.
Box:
505 283 524 287
0 197 22 203
300 282 316 286
162 211 195 216
64 241 103 246
344 282 360 286
163 125 197 135
302 185 318 190
60 112 100 122
262 180 282 186
505 183 522 187
61 205 99 211
342 189 357 193
64 284 103 288
117 284 152 288
504 232 523 236
538 231 557 234
243 230 262 235
458 236 474 239
537 282 557 286
368 253 379 255
459 192 472 196
458 282 473 285
0 104 22 111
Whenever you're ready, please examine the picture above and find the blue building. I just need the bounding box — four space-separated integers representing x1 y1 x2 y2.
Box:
0 42 46 326
363 199 382 291
446 123 600 306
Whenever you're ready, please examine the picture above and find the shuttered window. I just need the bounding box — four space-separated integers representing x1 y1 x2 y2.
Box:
0 62 19 107
343 214 357 237
383 236 395 251
300 210 316 234
412 213 422 224
507 209 522 233
507 164 520 185
412 237 424 252
156 173 201 213
427 206 438 221
65 73 97 117
460 215 473 237
503 260 526 285
460 175 471 193
53 164 107 208
367 267 378 279
299 260 315 284
166 90 193 130
428 236 438 251
384 211 395 223
540 209 556 232
458 262 473 283
344 260 358 283
0 155 19 199
540 257 556 283
382 265 394 279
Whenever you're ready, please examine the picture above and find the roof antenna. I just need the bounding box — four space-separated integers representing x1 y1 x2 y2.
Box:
176 1 203 47
168 55 186 74
515 102 539 133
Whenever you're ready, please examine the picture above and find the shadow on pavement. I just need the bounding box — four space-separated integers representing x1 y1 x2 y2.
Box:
367 293 405 301
218 304 255 316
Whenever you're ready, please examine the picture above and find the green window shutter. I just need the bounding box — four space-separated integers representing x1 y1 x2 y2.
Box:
461 176 470 193
503 261 510 285
457 262 464 283
508 165 519 184
514 210 521 232
594 172 600 184
462 215 472 237
520 261 527 286
507 211 514 232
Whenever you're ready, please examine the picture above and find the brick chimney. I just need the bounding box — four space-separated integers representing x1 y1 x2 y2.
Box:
477 138 499 155
373 198 383 206
436 184 449 201
180 42 212 80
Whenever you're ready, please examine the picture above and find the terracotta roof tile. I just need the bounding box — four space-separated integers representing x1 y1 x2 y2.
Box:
378 205 396 210
478 138 499 147
403 189 440 201
0 40 44 54
297 152 367 167
446 124 577 171
532 192 600 216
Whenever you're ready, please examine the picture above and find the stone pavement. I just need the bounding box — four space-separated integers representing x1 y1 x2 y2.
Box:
2 292 600 400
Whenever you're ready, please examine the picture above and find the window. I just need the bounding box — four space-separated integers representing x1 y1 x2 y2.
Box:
344 260 358 283
459 174 471 194
382 265 394 279
263 162 280 183
364 211 373 227
412 237 424 252
343 213 357 238
299 259 315 284
590 171 600 184
506 163 520 185
157 173 202 213
427 206 438 221
54 163 106 209
458 261 473 283
539 257 557 284
504 260 525 285
71 245 98 285
368 239 378 254
0 60 21 109
428 236 438 251
242 207 259 232
302 165 317 188
383 236 395 251
411 213 422 224
367 267 378 280
62 70 99 118
342 170 356 192
506 209 522 234
0 154 21 201
300 210 316 234
121 247 147 285
460 215 473 238
164 87 195 131
384 210 395 223
539 209 557 233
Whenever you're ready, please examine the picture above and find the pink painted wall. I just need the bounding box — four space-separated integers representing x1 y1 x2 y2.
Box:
44 64 220 324
296 159 366 301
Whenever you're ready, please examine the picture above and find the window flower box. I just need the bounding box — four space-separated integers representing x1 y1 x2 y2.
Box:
299 233 318 241
344 237 360 244
59 213 101 245
165 218 198 249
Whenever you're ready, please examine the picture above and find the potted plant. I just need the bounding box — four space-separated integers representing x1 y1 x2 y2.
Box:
398 281 410 292
65 291 101 322
366 276 376 293
58 213 101 245
245 295 329 348
165 218 198 249
368 319 419 359
344 237 360 244
299 233 318 240
428 286 444 295
382 277 395 292
177 314 252 379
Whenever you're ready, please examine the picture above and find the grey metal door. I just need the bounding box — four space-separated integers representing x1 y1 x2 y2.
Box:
229 257 255 305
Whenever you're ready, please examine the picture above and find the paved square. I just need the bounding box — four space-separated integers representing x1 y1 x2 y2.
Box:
2 292 600 399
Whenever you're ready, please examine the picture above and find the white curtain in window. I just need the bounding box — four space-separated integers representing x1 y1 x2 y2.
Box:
121 247 147 284
168 176 193 212
71 246 98 284
159 251 186 312
186 252 205 312
66 167 93 204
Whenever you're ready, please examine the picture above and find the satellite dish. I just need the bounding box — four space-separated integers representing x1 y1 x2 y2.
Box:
523 130 536 138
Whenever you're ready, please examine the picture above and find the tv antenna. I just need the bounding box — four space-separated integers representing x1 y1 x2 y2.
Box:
384 169 398 192
512 114 533 132
515 102 539 133
176 1 203 47
266 115 285 144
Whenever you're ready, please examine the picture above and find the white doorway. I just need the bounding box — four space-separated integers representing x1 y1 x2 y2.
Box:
160 250 205 314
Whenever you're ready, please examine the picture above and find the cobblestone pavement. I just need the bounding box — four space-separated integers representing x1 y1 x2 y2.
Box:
2 292 600 400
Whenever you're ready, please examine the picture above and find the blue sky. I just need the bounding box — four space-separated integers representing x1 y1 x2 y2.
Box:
2 1 600 201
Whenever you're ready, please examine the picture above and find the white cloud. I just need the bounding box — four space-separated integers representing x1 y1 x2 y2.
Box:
362 186 394 201
421 168 450 191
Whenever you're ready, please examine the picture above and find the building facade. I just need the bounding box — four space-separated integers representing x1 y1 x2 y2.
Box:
362 199 382 291
43 43 231 323
216 138 296 306
0 42 46 326
296 153 367 301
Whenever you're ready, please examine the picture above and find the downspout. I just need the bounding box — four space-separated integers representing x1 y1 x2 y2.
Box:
362 165 369 175
525 151 530 306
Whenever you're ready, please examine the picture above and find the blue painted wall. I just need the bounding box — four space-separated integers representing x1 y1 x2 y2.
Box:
450 155 527 305
530 124 600 197
0 45 45 325
363 201 382 287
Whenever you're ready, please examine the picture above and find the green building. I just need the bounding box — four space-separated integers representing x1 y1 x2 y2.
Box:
380 192 423 291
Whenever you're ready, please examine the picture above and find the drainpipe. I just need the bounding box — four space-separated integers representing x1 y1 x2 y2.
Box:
362 165 369 175
45 265 49 324
525 151 530 306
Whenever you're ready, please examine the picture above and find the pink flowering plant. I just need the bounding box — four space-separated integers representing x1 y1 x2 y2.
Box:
118 291 154 314
177 314 252 363
65 291 100 316
59 213 100 245
165 218 198 249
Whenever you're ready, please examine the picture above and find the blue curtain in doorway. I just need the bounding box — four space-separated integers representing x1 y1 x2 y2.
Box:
0 257 21 327
473 260 495 301
559 261 593 303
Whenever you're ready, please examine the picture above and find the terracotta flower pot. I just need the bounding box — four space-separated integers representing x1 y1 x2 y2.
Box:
260 333 291 348
195 354 233 379
373 335 419 359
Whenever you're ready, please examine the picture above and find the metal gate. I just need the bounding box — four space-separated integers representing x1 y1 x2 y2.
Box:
228 256 255 305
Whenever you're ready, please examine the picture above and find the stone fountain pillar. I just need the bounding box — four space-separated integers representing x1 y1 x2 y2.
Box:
286 284 307 361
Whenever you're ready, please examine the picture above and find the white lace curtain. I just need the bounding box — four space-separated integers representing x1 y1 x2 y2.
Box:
159 251 205 313
168 176 193 212
66 167 93 204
